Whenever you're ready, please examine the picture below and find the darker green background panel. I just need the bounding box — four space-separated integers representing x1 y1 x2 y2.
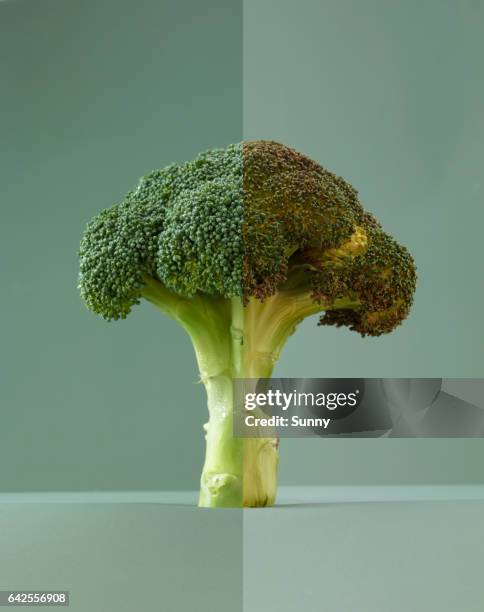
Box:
0 0 242 491
0 504 243 612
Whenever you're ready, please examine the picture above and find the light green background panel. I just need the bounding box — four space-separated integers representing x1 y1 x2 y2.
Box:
0 0 242 491
244 0 484 376
244 0 484 484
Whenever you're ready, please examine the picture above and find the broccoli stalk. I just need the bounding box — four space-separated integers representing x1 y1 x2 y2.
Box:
78 141 416 508
141 278 286 507
141 277 249 507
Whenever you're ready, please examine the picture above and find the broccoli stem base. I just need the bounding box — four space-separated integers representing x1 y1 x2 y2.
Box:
198 373 243 508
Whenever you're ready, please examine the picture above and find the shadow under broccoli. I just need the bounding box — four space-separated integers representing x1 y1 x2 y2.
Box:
78 141 416 508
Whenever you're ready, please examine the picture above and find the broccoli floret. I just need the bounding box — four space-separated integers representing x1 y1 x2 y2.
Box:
78 141 416 508
79 144 243 318
243 141 416 336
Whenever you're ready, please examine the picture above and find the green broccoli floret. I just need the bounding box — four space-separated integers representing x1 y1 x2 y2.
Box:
79 141 416 508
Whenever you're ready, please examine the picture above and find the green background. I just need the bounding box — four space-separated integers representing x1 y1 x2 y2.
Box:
244 495 484 612
0 0 242 491
0 501 243 612
1 0 484 492
1 490 483 612
244 0 484 487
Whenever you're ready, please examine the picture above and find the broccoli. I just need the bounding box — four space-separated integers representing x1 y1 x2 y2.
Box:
78 141 416 508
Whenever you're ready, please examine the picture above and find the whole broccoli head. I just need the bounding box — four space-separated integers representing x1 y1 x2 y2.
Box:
79 141 416 508
80 141 415 335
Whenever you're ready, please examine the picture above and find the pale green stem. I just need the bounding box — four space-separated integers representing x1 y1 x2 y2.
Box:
142 276 357 508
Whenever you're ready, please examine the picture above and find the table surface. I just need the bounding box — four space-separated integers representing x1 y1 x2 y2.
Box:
0 487 483 612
